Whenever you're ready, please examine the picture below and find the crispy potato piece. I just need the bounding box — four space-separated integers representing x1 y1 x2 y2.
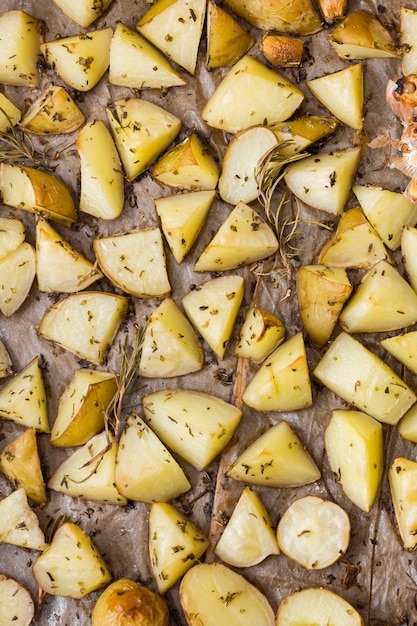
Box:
260 35 304 67
328 10 400 60
0 487 47 551
206 1 254 69
283 147 361 216
0 428 47 504
318 206 389 269
94 228 171 299
222 0 322 35
36 218 102 293
317 0 348 24
307 63 364 130
388 457 417 550
115 414 191 503
20 85 85 134
50 369 117 447
0 357 49 433
182 275 245 359
297 265 352 348
152 133 219 191
106 98 181 182
234 306 286 362
242 332 312 412
38 292 128 365
0 242 35 317
180 563 275 624
218 127 278 205
155 190 215 263
0 163 77 227
339 260 417 333
194 201 278 272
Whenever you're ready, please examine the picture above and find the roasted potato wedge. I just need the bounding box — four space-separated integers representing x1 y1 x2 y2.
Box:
0 487 47 551
0 11 43 87
234 306 285 362
0 428 47 504
328 10 400 60
222 0 322 35
388 457 417 550
19 85 85 135
276 587 364 626
206 1 254 69
51 0 115 28
260 34 304 67
0 575 34 626
0 241 35 317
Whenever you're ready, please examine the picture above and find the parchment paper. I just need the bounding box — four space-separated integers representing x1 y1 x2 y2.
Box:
0 0 416 624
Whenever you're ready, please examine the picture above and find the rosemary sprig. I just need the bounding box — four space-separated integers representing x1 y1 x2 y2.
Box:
0 107 43 166
105 324 145 442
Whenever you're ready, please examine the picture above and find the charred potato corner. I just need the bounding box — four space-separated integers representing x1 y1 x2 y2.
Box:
0 0 417 624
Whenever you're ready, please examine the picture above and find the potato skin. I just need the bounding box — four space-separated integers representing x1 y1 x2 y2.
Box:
92 578 169 626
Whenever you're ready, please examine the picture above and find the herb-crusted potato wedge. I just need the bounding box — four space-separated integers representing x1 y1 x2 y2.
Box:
41 27 113 92
180 562 275 625
138 298 204 378
142 388 242 470
182 274 245 359
194 201 278 272
0 241 35 317
106 97 181 182
36 218 103 293
202 56 304 134
136 0 206 75
222 0 322 35
242 332 312 412
0 487 47 551
51 0 115 28
115 414 191 503
0 217 26 259
0 357 49 433
0 11 43 87
314 332 416 425
227 420 321 488
109 22 186 90
48 432 127 505
325 409 384 512
0 94 21 131
94 228 171 299
149 502 210 594
388 457 417 550
206 0 254 70
0 163 77 227
328 10 400 60
234 306 286 363
19 85 85 134
38 292 128 365
32 521 112 598
77 119 124 220
51 369 117 447
0 428 47 504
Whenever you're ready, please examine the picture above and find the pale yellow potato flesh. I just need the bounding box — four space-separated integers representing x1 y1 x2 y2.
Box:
19 85 85 134
0 10 43 87
0 487 47 551
0 575 34 626
149 502 210 595
51 0 115 28
325 409 384 512
180 562 275 625
32 521 112 598
0 427 47 504
206 0 254 69
276 587 364 626
0 241 35 316
388 457 417 550
0 217 25 259
400 6 417 76
222 0 322 35
234 306 286 362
